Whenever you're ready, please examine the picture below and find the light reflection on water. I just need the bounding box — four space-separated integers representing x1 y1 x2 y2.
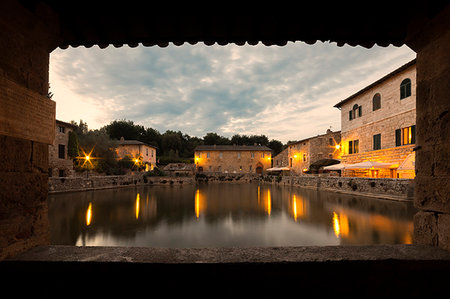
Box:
48 183 415 247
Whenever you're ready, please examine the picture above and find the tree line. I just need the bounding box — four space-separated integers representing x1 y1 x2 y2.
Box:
68 119 283 173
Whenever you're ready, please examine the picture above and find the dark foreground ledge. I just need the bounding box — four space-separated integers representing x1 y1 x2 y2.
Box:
3 245 450 297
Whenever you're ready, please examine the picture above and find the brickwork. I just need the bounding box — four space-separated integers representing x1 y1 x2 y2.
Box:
287 130 341 174
273 147 289 167
48 120 76 177
194 145 271 174
0 1 58 260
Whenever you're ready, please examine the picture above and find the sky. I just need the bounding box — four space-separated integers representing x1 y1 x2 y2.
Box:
49 42 416 143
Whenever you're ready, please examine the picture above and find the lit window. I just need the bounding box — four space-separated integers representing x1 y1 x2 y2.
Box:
395 125 415 146
348 140 359 154
400 78 411 99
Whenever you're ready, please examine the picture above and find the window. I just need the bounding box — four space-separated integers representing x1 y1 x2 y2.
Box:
239 166 242 171
219 152 223 159
373 134 381 150
303 153 307 162
395 125 416 146
237 152 241 159
349 104 362 120
58 126 65 133
59 170 65 177
400 78 411 99
262 153 265 158
251 152 255 158
249 165 252 172
146 148 148 156
207 152 210 158
329 138 333 146
58 144 65 159
373 93 381 111
348 140 359 154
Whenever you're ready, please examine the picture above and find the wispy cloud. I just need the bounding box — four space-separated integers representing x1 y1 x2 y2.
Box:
50 42 415 143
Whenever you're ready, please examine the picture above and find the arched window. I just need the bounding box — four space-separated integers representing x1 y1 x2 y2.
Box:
400 78 411 99
349 104 362 120
372 93 381 111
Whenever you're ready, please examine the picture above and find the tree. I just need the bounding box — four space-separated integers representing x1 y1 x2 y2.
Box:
104 119 144 141
203 132 230 145
268 139 283 156
67 131 79 158
161 130 182 156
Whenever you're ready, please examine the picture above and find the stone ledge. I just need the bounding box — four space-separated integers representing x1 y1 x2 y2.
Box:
2 245 450 297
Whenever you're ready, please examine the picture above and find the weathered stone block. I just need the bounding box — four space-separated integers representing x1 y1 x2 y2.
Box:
0 135 32 172
413 211 438 246
414 176 450 213
438 213 450 251
32 141 48 174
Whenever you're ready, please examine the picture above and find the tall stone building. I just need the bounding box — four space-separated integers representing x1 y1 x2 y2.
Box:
287 129 341 174
334 59 416 178
48 119 77 177
194 145 272 174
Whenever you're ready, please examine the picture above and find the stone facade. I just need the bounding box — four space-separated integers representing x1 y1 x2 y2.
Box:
48 120 76 177
287 129 341 174
334 60 416 178
194 145 272 174
273 147 289 167
116 138 157 169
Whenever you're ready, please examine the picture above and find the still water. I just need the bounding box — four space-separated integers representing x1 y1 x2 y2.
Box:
48 183 415 247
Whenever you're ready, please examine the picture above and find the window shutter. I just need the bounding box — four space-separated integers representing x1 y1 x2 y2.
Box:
348 141 353 154
354 140 359 153
395 129 402 146
411 125 416 144
349 110 353 120
358 106 362 117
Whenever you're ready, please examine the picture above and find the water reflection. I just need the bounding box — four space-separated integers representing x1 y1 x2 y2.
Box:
48 183 416 247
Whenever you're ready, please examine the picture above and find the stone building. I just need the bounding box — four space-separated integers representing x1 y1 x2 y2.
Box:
194 145 272 174
287 129 341 174
272 147 289 168
48 119 77 177
334 59 416 178
116 137 157 170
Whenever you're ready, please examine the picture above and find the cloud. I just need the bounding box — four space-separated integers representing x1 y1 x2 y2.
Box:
50 42 415 143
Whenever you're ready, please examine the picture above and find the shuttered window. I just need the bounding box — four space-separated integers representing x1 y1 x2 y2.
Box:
396 125 416 146
373 134 381 150
400 78 412 99
373 93 381 111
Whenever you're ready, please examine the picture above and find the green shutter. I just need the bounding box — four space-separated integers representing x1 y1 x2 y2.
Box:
354 140 359 153
395 129 402 146
349 110 352 120
411 125 416 144
358 106 362 117
348 140 353 154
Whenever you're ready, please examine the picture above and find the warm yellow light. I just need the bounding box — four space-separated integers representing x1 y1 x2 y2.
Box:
302 168 308 172
86 202 92 226
267 189 271 216
85 155 90 161
195 157 199 162
335 144 341 150
333 212 340 237
293 155 298 159
134 158 139 164
135 193 140 219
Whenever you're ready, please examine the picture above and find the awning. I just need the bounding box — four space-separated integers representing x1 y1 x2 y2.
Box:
323 163 347 170
266 167 290 171
345 161 393 169
397 153 415 171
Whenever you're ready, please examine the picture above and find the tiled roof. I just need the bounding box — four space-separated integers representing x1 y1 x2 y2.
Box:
118 139 156 148
195 145 271 151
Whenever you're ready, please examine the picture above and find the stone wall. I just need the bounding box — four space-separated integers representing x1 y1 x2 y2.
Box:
48 122 75 177
265 175 414 200
49 175 194 193
0 1 59 260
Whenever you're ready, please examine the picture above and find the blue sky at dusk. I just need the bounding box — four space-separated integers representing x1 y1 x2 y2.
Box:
50 42 415 143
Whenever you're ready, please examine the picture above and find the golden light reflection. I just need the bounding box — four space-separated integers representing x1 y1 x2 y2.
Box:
135 193 140 219
292 195 306 222
195 189 206 218
86 202 92 226
333 212 340 237
257 186 261 204
266 189 271 216
333 211 349 238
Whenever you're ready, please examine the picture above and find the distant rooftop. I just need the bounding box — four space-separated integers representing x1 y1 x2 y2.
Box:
118 137 156 148
195 145 272 151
